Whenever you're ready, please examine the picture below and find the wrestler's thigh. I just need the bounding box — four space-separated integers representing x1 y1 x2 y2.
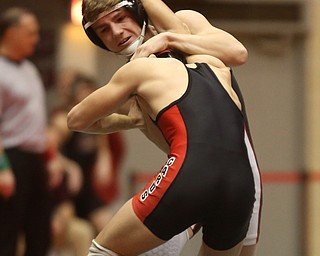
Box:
95 199 165 255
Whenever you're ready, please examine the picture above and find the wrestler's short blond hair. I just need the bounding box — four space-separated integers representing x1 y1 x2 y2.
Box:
82 0 121 22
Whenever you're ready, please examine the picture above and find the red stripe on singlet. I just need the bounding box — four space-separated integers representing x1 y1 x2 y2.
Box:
132 105 187 222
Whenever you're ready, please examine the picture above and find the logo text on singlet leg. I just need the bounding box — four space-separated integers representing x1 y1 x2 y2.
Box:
140 156 176 202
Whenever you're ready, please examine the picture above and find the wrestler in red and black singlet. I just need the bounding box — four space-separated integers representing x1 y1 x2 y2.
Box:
132 63 261 250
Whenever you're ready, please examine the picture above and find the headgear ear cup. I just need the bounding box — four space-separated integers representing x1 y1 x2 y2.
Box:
82 0 148 51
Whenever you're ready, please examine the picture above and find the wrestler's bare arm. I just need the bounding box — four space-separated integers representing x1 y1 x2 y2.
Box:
67 66 139 133
75 97 143 134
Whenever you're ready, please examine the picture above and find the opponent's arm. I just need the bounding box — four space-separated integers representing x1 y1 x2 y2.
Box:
140 0 189 34
134 2 247 66
174 10 248 65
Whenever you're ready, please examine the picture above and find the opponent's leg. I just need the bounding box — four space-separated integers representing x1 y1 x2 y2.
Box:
93 198 165 255
142 223 201 256
88 240 119 256
89 228 194 256
239 245 257 256
197 241 243 256
142 229 188 256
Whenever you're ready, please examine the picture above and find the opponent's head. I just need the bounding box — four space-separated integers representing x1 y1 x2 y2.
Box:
82 0 148 56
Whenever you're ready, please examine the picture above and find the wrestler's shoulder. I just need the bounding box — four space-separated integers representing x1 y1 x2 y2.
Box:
122 57 184 75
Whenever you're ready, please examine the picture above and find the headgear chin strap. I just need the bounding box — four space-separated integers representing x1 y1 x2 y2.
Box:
116 20 146 56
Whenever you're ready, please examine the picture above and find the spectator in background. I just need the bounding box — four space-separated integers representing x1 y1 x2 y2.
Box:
46 68 80 115
47 119 94 256
48 73 126 234
0 7 52 256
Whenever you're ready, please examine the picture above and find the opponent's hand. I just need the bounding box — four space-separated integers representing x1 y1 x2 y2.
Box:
131 32 168 60
0 169 15 199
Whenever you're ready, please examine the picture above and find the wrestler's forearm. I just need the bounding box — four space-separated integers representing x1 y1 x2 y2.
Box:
81 113 143 134
164 31 248 66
